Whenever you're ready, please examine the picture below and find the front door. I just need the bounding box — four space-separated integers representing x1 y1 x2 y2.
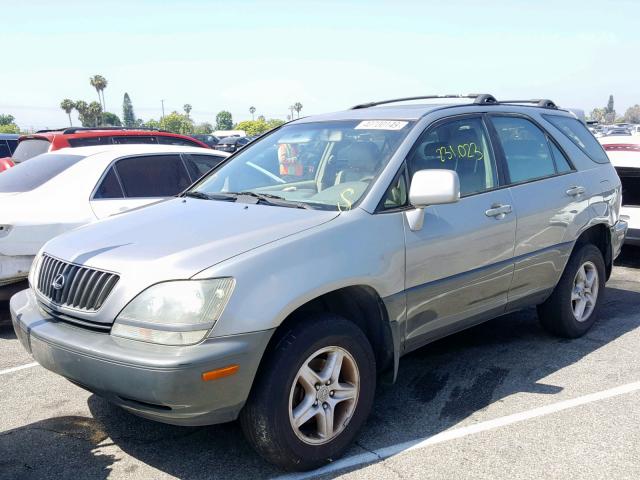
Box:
403 115 517 350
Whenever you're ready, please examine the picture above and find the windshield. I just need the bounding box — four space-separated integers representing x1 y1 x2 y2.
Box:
12 138 51 163
191 120 413 210
0 153 85 193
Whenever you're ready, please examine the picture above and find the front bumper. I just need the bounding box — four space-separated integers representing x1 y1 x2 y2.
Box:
0 254 34 286
10 288 273 426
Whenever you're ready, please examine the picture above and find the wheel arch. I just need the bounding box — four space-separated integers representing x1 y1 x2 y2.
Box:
264 285 397 379
571 223 613 280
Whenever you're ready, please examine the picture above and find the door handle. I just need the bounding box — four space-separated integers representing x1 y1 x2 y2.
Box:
566 186 585 196
485 204 512 219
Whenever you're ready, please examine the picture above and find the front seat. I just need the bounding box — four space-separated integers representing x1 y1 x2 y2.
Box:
334 142 380 184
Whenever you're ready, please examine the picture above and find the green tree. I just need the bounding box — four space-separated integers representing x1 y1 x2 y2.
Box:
183 104 192 119
215 110 233 131
122 93 136 127
588 108 606 123
87 101 103 127
145 118 161 130
257 115 266 122
605 95 615 123
89 75 108 111
194 122 214 134
60 99 75 126
160 111 194 134
0 114 15 126
74 100 89 126
293 102 303 118
249 106 256 120
235 118 286 136
102 112 122 126
623 104 640 124
266 118 285 130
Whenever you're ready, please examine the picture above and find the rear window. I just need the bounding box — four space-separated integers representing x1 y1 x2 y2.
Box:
0 153 84 193
12 138 51 163
157 136 201 147
543 115 609 164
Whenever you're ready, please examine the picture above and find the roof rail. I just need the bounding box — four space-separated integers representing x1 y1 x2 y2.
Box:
499 99 558 109
60 126 170 134
350 94 498 110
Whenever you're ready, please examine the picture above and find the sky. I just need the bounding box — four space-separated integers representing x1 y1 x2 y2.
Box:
1 0 639 130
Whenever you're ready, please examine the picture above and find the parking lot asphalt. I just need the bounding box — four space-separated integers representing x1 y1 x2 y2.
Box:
1 246 639 480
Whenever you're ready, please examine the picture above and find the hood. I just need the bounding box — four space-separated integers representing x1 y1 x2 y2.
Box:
43 197 339 280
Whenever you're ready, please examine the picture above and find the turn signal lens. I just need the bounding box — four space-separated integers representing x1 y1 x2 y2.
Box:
201 364 239 381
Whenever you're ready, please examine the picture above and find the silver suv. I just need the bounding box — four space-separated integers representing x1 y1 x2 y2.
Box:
11 94 627 471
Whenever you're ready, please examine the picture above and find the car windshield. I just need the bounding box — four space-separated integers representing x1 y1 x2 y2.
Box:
0 153 85 193
191 119 414 210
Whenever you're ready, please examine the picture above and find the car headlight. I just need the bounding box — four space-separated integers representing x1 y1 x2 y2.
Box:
111 278 235 346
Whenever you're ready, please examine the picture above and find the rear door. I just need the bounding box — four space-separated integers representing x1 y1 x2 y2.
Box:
488 114 589 310
90 154 192 219
403 115 517 349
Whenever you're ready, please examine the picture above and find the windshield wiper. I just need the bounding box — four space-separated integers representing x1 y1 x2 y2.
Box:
182 191 236 201
226 191 314 209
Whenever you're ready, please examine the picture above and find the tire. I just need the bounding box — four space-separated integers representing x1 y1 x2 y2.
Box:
240 313 376 471
537 244 606 338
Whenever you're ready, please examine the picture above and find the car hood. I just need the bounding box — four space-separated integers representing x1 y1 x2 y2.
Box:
43 197 339 280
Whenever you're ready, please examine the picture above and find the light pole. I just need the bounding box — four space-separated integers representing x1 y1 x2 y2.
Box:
161 99 165 121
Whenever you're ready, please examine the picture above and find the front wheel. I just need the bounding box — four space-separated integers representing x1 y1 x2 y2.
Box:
240 314 376 471
537 244 606 338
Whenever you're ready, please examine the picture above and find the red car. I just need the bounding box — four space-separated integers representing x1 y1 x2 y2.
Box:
10 127 210 165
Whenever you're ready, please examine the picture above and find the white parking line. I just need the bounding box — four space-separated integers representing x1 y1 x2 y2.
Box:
274 380 640 480
0 362 38 376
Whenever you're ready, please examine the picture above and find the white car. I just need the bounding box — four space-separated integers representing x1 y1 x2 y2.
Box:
0 144 229 296
600 136 640 246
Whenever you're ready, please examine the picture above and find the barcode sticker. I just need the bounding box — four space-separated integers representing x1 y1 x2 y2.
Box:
355 120 409 130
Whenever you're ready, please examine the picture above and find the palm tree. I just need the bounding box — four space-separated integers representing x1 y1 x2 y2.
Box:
74 100 89 126
289 105 295 120
249 106 256 120
89 75 108 111
293 102 303 118
60 99 75 126
183 104 192 119
88 101 103 127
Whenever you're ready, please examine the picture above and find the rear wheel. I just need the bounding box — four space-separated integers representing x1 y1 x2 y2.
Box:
537 244 606 338
240 314 376 471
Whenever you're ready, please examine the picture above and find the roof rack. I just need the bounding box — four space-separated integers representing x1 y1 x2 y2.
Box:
500 99 558 109
59 126 170 134
350 94 498 110
351 94 560 110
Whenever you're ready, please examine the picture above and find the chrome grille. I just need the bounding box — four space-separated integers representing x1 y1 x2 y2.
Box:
36 254 119 311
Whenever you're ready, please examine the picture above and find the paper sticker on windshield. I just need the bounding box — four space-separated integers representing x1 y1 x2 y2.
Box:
355 120 408 131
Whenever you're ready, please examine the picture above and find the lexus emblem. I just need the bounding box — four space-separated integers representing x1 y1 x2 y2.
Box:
51 274 65 291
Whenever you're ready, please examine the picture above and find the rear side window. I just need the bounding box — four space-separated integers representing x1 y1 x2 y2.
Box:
0 153 84 193
549 142 573 173
543 114 609 164
6 139 18 153
183 153 226 178
0 141 10 158
112 136 157 145
93 167 124 199
157 136 201 147
491 116 557 184
114 154 191 198
68 136 111 147
12 138 51 163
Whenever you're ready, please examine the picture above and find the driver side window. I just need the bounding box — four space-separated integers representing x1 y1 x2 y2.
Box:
407 117 498 197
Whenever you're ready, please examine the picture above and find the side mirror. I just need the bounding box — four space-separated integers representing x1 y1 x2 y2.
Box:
406 169 460 231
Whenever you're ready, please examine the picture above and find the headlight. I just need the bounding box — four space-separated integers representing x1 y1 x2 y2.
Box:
111 278 235 345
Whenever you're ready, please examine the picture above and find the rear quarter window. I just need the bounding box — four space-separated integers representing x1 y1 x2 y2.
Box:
543 115 609 164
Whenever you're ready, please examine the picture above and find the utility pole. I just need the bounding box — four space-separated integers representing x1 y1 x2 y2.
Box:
161 99 165 121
